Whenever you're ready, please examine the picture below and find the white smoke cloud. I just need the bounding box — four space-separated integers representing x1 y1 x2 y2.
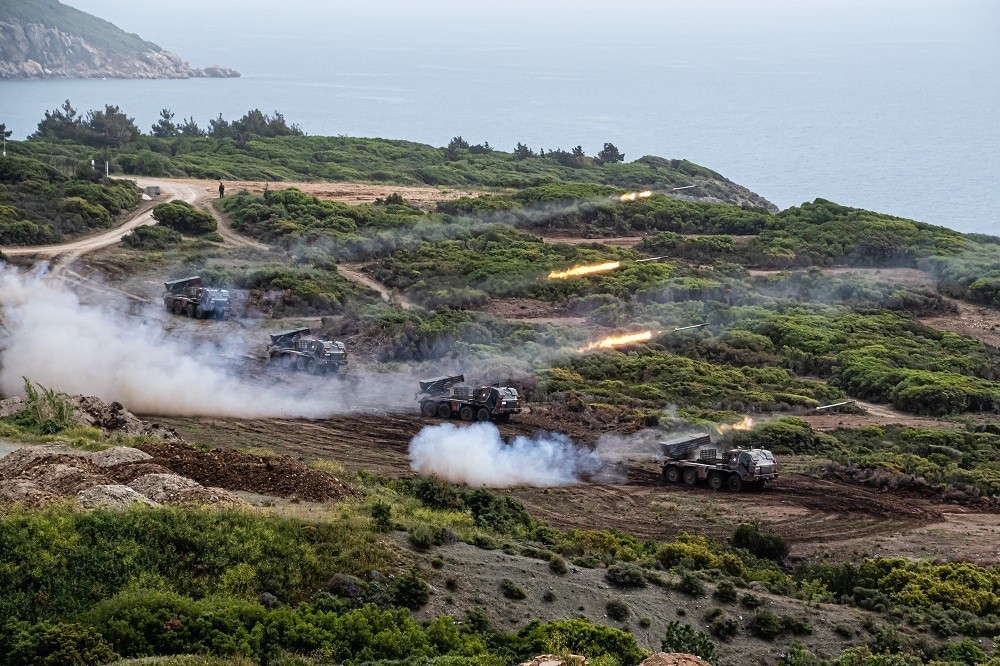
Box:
0 265 411 418
408 421 603 487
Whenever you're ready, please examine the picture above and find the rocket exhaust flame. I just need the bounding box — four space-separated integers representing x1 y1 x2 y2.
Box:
548 261 621 279
717 416 755 433
619 190 653 202
578 330 654 353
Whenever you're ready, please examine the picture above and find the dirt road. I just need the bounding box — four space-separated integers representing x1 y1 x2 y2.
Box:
337 263 415 310
1 178 199 261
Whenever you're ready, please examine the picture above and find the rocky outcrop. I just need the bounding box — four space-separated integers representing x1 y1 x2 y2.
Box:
0 20 239 80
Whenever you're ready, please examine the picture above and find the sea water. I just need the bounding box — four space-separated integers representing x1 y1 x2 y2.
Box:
1 0 997 234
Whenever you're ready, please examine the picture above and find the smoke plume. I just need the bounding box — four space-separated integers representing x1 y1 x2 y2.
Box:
0 265 410 418
408 421 602 487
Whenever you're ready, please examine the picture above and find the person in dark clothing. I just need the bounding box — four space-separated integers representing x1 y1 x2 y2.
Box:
218 181 225 198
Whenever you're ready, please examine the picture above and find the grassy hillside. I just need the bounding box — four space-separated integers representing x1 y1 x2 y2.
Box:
13 133 774 209
0 154 139 244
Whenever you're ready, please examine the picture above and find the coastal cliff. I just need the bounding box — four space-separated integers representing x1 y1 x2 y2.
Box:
0 0 238 80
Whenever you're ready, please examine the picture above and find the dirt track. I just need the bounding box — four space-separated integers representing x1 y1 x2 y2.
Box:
1 178 199 261
151 412 994 561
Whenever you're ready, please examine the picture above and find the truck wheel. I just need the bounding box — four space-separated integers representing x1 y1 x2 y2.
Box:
459 406 475 421
281 354 295 370
728 474 744 492
295 356 307 372
476 408 490 422
172 301 183 315
195 305 205 319
664 466 680 483
436 403 452 419
421 402 437 418
683 469 698 486
708 473 724 491
307 359 320 375
186 304 196 318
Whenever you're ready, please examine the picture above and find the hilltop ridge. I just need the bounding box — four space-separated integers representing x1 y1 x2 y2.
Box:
0 0 238 79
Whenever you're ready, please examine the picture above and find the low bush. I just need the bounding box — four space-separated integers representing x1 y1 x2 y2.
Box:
713 579 738 603
747 609 784 640
152 200 216 235
122 224 181 249
676 572 707 597
393 570 430 609
605 563 647 589
500 579 527 601
606 599 630 622
730 522 790 562
660 621 717 665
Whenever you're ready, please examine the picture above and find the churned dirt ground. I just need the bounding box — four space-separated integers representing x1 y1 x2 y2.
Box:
151 412 998 565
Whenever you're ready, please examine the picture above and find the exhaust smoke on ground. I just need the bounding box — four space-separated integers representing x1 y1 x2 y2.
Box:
0 265 415 418
408 421 603 487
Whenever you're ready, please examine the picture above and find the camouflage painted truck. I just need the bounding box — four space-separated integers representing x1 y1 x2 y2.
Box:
660 433 777 491
267 328 348 375
163 276 231 319
417 375 523 423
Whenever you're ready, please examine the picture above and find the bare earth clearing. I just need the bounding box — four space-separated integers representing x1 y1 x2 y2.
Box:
153 412 998 566
179 177 485 208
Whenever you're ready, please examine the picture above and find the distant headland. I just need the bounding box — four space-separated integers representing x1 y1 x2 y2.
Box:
0 0 239 80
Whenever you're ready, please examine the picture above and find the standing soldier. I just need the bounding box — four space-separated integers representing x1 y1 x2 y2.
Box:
218 180 225 198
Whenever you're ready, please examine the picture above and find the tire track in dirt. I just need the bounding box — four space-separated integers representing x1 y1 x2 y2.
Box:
336 263 415 310
152 413 963 552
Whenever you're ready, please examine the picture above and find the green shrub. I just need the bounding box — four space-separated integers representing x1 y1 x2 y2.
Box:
747 609 784 640
500 579 527 601
122 224 181 249
370 502 392 532
393 570 430 609
730 522 789 562
549 555 568 575
709 615 739 641
408 525 435 551
660 621 717 665
605 563 647 589
676 572 707 597
516 619 646 666
606 599 630 622
713 579 738 603
0 621 119 666
152 200 216 235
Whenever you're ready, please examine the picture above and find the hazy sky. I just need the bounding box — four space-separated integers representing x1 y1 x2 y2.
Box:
64 0 998 61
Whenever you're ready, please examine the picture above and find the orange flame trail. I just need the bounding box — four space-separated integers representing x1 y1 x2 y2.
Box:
619 190 653 202
579 330 654 353
548 261 621 280
718 417 755 433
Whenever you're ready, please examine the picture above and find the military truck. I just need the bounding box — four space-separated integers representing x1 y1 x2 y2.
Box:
660 433 777 491
267 328 348 375
417 375 523 423
163 276 231 320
